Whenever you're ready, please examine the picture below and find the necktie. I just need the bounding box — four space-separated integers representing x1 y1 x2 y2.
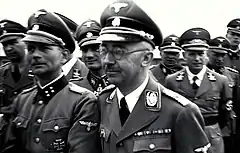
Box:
192 76 199 89
119 97 130 125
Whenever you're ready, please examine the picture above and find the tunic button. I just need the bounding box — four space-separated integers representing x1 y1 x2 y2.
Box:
37 119 42 124
38 100 43 105
119 142 123 147
54 125 59 131
149 143 155 150
194 97 198 100
13 91 18 95
17 122 21 126
35 137 40 143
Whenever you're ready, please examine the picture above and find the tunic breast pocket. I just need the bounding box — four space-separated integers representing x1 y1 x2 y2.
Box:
133 136 171 153
13 116 29 129
41 118 70 152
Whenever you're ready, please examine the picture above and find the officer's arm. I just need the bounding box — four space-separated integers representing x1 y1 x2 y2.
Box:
67 91 101 153
174 103 211 153
1 94 20 153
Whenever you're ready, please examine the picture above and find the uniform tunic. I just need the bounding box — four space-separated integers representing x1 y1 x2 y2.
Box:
2 75 101 153
99 77 210 153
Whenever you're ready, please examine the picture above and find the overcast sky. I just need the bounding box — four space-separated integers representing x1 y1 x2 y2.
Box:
1 0 240 38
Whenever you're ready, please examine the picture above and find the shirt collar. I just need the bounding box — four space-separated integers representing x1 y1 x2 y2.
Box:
116 74 149 112
185 65 206 86
62 57 78 76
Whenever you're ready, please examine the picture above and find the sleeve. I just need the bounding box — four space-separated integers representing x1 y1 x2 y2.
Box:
1 95 20 153
174 103 211 153
233 73 240 117
68 91 102 153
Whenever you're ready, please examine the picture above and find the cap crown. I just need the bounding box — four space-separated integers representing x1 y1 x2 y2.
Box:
100 0 163 46
27 9 75 52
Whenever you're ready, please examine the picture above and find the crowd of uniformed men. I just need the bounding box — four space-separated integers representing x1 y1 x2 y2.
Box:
0 0 240 153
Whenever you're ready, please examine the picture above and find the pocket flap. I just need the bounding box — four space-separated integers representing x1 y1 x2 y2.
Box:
42 118 70 132
13 116 29 128
100 124 111 142
133 137 171 152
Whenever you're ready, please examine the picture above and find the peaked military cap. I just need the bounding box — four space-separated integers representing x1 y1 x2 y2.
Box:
75 20 101 48
0 19 27 43
227 18 240 34
22 9 75 53
98 0 163 47
55 12 78 37
209 36 231 53
159 34 182 52
179 27 210 51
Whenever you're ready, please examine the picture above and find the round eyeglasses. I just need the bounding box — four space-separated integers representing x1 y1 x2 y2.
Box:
99 47 149 60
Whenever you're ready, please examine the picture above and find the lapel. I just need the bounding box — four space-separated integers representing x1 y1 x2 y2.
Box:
195 70 212 97
14 68 34 91
178 69 196 98
105 90 122 136
152 65 165 84
3 69 15 88
116 77 161 143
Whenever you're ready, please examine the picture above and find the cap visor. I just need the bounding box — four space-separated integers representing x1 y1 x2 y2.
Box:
209 47 228 53
0 33 25 43
81 39 101 48
97 33 141 42
228 28 240 34
22 34 57 45
160 46 182 52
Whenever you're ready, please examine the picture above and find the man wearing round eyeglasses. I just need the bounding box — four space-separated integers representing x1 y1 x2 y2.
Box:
97 0 210 153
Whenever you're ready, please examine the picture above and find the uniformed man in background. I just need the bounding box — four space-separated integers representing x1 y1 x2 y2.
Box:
2 9 101 153
207 36 239 153
165 28 232 153
0 45 9 66
75 19 108 95
150 34 183 85
225 18 240 72
98 0 210 153
0 20 35 152
55 12 89 81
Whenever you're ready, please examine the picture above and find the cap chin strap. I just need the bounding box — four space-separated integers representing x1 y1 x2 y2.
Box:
27 30 65 46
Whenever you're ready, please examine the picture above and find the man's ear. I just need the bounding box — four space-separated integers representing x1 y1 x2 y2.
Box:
142 51 153 67
61 48 70 65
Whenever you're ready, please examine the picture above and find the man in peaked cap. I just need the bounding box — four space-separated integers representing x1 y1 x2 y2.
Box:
150 34 184 85
225 18 240 72
55 12 89 81
207 36 239 153
98 1 210 153
2 9 101 153
75 19 109 96
0 19 35 152
165 27 232 153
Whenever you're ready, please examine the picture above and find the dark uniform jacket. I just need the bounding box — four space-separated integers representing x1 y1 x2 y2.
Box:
74 71 109 96
224 50 240 72
65 58 89 81
207 65 240 136
2 75 101 153
98 77 210 153
150 63 183 85
165 68 232 126
0 62 34 152
0 62 34 110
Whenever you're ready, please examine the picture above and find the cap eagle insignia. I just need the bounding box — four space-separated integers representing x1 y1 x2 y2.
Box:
110 2 128 13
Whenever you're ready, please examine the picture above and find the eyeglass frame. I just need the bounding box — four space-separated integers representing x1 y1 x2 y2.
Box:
99 46 150 60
